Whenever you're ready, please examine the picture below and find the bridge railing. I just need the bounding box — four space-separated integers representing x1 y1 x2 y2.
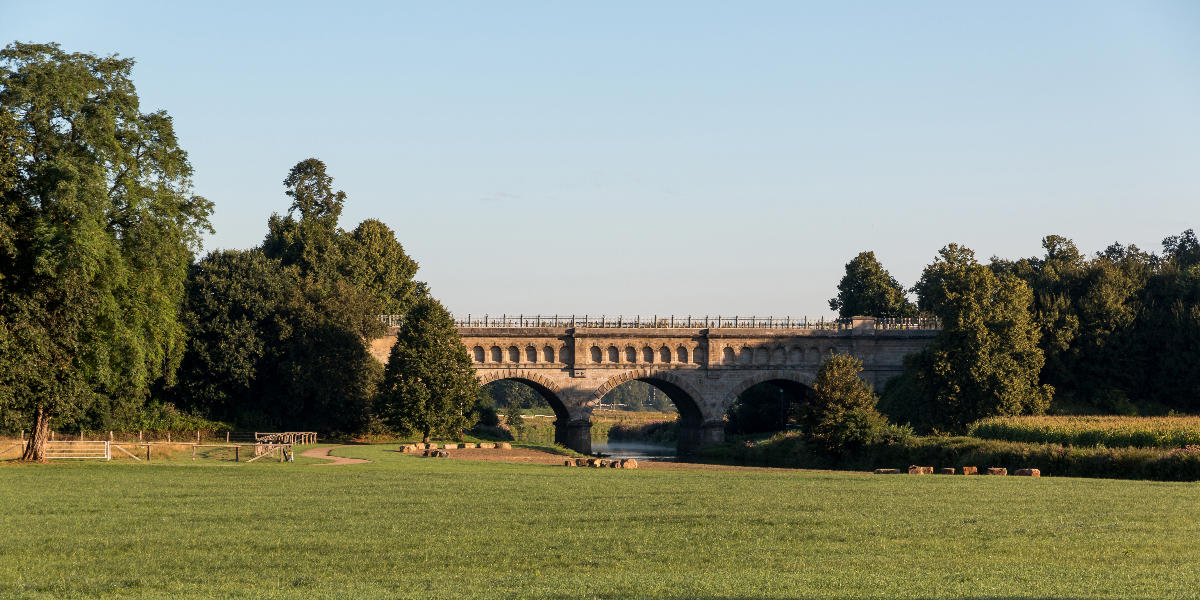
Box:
378 314 941 330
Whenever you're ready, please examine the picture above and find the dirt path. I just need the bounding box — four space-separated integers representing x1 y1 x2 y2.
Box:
301 445 371 465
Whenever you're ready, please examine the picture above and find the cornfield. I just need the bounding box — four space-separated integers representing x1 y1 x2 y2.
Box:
967 415 1200 448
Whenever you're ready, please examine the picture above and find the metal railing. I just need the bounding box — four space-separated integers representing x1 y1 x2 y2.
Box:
375 314 941 330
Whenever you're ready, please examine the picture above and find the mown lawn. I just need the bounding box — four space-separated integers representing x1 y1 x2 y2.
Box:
1 445 1197 599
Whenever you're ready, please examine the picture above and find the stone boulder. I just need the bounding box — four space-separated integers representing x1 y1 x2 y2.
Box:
609 460 621 468
563 460 574 467
1014 468 1041 477
939 468 956 475
575 458 589 467
960 466 978 475
621 459 638 469
986 467 1007 476
907 466 933 475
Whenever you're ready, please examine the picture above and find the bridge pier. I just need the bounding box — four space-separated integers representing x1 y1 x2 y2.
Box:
677 420 725 456
556 419 593 455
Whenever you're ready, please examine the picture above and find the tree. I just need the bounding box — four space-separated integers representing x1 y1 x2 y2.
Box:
263 158 346 278
341 218 426 314
264 160 426 317
174 249 384 432
802 354 898 453
897 244 1051 431
1125 230 1200 412
504 403 526 440
376 297 479 443
828 251 917 318
0 43 212 460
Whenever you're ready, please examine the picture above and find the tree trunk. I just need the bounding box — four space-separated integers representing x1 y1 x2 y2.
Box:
422 428 431 444
21 405 50 462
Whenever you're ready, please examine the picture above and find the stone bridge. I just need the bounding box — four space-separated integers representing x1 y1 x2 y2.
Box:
372 316 939 455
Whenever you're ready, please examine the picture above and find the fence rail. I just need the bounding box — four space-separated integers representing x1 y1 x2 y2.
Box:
377 314 942 331
45 440 110 460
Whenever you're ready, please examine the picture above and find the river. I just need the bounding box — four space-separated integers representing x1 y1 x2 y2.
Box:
592 440 676 461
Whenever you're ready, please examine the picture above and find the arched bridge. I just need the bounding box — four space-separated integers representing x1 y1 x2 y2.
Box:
372 315 939 455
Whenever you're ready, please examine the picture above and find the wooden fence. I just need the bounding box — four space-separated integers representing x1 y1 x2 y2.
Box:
45 440 111 460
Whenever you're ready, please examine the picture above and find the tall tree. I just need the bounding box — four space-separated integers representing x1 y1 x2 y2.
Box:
376 297 478 443
0 43 212 460
898 244 1051 431
828 251 917 318
263 158 346 278
341 218 426 314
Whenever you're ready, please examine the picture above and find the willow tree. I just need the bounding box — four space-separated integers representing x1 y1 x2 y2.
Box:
0 43 212 460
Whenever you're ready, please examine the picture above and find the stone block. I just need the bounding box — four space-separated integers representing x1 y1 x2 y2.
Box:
939 468 955 475
621 459 638 469
563 460 574 467
442 443 458 450
874 468 901 474
575 458 589 467
1014 468 1041 477
496 442 512 450
461 443 477 449
987 467 1007 476
960 466 978 475
478 443 495 449
908 465 933 475
609 460 621 468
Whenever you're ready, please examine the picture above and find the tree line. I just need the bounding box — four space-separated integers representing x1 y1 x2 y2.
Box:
829 234 1200 433
0 44 479 460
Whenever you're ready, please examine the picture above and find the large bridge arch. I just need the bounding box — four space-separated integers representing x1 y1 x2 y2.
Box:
592 368 722 455
723 369 816 413
476 369 583 448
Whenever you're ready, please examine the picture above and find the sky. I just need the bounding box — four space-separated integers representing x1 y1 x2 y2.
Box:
4 1 1199 318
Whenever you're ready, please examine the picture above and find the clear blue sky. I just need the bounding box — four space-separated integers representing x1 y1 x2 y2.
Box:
5 1 1199 317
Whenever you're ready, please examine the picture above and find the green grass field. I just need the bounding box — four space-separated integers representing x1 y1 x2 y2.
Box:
2 445 1197 599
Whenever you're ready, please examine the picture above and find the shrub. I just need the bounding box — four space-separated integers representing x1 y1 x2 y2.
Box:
803 353 908 453
698 434 1200 481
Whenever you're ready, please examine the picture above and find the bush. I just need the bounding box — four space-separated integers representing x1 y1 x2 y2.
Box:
696 434 1200 481
803 353 908 453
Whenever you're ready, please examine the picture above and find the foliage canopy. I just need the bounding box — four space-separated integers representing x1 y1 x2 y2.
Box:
0 43 212 459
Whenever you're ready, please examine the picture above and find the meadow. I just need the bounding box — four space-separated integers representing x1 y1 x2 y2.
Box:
967 415 1200 448
2 445 1198 599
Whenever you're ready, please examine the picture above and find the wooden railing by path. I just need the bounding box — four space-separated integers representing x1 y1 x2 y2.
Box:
255 432 317 444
